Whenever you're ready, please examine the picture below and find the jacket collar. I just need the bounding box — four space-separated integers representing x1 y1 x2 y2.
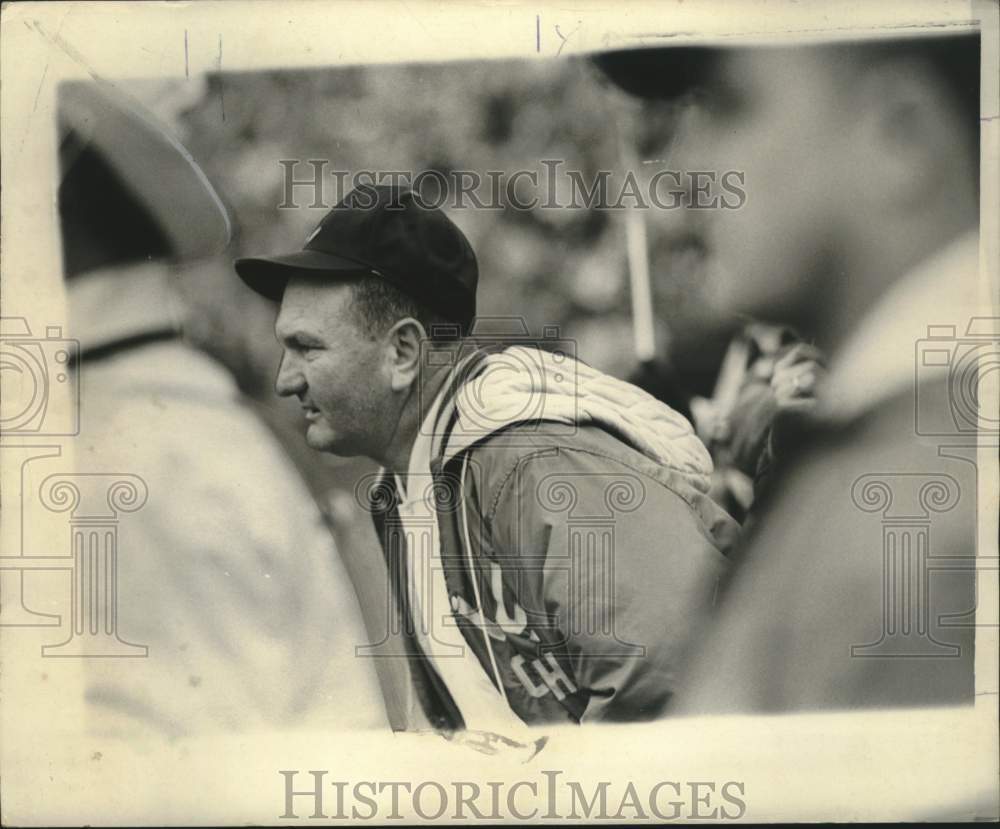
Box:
437 345 714 492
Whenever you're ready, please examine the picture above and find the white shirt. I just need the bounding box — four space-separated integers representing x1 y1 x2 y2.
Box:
390 377 531 736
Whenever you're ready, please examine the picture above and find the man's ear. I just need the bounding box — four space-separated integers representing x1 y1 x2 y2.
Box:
385 317 427 392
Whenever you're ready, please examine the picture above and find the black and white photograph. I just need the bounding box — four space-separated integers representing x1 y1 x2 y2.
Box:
1 0 998 823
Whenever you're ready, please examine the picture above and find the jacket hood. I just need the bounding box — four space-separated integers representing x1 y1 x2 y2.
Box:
439 346 714 493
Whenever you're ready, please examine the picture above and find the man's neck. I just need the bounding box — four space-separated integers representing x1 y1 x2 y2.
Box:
807 208 977 355
68 261 180 350
380 365 453 481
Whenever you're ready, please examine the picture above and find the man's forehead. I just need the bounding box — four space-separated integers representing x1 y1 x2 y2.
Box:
276 279 352 330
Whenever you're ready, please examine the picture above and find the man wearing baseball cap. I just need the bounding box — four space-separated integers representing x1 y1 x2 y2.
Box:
594 28 986 711
235 184 739 734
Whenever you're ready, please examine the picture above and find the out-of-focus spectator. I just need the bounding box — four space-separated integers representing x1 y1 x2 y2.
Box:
597 32 983 710
688 324 825 521
59 81 385 738
630 324 825 523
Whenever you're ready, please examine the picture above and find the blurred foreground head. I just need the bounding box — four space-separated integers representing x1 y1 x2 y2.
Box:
595 33 980 346
58 80 233 362
58 80 230 279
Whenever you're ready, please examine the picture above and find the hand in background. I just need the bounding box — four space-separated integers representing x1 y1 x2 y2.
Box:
769 343 826 411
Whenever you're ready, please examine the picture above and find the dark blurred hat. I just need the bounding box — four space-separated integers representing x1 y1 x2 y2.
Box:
58 80 231 275
590 27 979 102
235 185 478 326
591 46 720 101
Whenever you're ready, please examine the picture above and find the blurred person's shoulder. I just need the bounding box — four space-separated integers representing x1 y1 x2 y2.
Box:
83 336 243 409
679 378 978 712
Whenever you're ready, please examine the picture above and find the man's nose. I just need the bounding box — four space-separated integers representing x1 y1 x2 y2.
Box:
275 352 306 398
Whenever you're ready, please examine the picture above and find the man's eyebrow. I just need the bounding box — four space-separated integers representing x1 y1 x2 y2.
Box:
276 326 324 347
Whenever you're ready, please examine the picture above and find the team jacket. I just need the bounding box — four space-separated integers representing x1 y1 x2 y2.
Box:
367 345 740 730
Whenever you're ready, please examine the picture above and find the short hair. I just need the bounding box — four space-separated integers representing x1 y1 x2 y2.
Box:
347 275 465 342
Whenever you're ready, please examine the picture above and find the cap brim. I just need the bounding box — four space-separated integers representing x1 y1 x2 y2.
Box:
234 249 372 301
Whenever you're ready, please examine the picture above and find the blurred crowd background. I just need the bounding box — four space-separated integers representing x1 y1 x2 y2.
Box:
125 57 741 504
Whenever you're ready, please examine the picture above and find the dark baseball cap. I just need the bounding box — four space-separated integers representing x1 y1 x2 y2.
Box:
235 184 478 325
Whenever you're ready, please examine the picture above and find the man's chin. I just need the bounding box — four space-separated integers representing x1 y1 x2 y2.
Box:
304 423 360 457
304 423 339 453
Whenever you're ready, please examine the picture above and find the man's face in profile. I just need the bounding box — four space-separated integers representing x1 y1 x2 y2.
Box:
671 47 853 325
274 279 389 457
